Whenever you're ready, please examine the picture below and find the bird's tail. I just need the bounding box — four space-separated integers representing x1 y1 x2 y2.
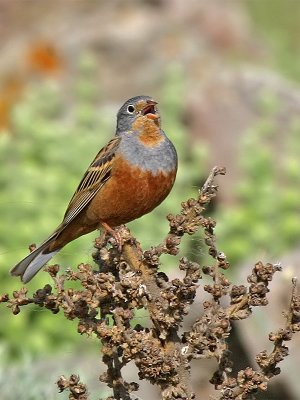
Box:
10 235 60 283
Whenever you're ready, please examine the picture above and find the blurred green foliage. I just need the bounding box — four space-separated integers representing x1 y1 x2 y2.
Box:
216 90 300 265
0 344 108 400
246 0 300 82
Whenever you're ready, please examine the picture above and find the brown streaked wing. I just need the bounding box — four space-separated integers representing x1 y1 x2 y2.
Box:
61 137 121 226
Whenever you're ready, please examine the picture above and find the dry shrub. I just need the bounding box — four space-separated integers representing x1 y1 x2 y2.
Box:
1 167 299 400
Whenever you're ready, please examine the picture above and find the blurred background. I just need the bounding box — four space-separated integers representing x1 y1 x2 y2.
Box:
1 0 300 399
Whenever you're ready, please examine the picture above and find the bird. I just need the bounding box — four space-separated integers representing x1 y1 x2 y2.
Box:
10 95 178 283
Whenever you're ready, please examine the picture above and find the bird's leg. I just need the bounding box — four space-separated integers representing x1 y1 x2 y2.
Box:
101 222 123 251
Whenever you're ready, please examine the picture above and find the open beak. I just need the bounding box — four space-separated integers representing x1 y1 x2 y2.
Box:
142 100 158 120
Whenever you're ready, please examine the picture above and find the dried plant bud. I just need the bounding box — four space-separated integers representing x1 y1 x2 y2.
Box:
29 243 37 252
57 374 88 399
45 264 60 277
230 285 247 304
0 293 9 303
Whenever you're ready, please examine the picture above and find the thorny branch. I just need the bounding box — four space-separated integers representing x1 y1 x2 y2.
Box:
1 166 300 400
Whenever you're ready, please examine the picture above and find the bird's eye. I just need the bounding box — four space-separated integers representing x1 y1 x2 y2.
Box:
127 104 135 114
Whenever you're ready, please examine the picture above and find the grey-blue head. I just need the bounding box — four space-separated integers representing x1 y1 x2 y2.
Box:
116 95 160 133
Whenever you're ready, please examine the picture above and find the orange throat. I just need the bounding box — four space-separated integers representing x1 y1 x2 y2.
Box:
133 116 163 146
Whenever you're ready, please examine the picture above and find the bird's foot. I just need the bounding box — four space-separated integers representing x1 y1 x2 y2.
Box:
101 222 123 251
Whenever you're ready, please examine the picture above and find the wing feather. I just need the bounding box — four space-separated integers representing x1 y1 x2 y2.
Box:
62 137 121 226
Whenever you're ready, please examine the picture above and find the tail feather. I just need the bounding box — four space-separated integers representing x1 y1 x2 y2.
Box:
10 238 60 283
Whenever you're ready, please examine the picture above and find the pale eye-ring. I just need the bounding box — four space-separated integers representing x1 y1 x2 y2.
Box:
127 104 135 114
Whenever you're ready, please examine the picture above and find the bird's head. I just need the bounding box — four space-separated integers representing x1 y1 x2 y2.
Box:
116 95 161 133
